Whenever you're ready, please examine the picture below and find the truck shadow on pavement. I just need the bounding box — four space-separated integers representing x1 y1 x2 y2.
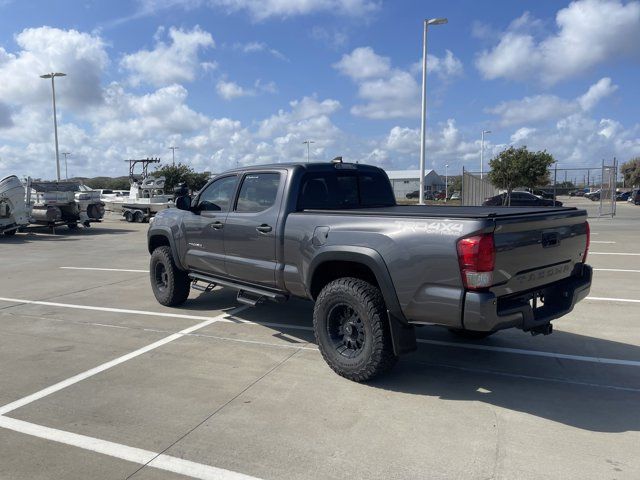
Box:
1 226 137 243
207 296 640 433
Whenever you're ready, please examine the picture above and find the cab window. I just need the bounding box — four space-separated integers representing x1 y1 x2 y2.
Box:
197 176 237 211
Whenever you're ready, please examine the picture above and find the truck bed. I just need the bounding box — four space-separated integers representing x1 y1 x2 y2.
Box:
300 205 581 219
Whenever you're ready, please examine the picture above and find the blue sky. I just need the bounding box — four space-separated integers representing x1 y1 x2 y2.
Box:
0 0 638 180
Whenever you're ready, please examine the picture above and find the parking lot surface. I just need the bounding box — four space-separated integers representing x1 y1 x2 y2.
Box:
1 196 639 480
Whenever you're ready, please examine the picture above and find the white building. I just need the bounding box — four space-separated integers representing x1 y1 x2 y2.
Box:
385 169 445 199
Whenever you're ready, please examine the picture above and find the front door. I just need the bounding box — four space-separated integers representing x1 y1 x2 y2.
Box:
183 175 238 276
224 171 284 287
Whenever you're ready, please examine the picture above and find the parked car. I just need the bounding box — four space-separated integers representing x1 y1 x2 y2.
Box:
405 190 435 200
449 191 461 200
405 190 419 199
629 189 640 205
570 190 586 197
147 161 591 381
616 191 632 201
585 190 601 201
527 188 554 199
483 191 563 207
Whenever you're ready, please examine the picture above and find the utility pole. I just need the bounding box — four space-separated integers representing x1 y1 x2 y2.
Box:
40 72 66 181
419 17 448 205
62 152 71 180
302 140 315 163
168 146 179 166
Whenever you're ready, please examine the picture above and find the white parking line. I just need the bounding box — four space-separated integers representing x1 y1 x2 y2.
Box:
586 296 640 304
594 269 640 273
60 267 148 273
590 241 616 244
0 296 242 323
417 339 640 367
0 416 261 480
0 305 248 416
589 252 640 256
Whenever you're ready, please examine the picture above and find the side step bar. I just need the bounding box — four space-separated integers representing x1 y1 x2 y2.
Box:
188 272 288 304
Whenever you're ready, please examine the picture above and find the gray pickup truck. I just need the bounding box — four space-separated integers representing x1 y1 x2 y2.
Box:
147 161 592 381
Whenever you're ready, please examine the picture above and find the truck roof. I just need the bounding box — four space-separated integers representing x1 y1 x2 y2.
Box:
219 162 383 175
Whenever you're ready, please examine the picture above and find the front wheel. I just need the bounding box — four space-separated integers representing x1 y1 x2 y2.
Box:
150 246 190 306
3 229 17 236
313 278 398 382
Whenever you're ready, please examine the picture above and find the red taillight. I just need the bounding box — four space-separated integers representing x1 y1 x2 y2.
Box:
457 233 496 290
583 221 590 263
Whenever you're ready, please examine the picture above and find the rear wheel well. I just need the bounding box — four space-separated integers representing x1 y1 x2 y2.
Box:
148 234 170 254
310 260 380 300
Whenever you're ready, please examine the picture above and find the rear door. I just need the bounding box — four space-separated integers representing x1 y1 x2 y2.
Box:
224 171 285 287
183 175 238 275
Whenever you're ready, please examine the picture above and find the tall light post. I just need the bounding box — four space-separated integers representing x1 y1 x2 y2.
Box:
303 140 315 163
419 17 448 205
62 152 71 180
445 164 449 202
40 72 66 181
169 146 179 166
480 129 491 179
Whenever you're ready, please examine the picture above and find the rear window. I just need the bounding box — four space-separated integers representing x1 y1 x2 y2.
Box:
298 171 395 210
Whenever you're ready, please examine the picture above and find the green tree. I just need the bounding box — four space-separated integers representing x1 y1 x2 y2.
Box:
487 146 555 205
153 163 210 193
620 158 640 187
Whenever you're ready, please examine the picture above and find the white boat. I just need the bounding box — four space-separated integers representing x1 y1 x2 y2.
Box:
0 175 30 236
116 158 174 223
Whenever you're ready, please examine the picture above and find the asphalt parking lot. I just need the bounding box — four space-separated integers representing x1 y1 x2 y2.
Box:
1 196 639 480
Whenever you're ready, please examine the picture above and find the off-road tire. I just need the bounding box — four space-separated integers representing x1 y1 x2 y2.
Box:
150 246 190 306
448 328 495 340
313 277 398 382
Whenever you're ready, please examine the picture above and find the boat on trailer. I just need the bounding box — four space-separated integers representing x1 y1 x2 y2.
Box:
0 175 31 236
118 158 174 223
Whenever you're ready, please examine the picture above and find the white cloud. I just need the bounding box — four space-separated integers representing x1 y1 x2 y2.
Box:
510 127 536 143
578 77 618 110
121 26 214 87
216 79 252 100
476 0 640 85
215 78 277 100
488 77 618 126
234 41 287 61
334 47 391 80
209 0 380 21
0 27 108 109
411 50 464 79
310 26 348 49
335 47 462 119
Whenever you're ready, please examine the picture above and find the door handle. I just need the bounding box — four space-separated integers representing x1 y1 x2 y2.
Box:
256 224 272 234
210 221 224 230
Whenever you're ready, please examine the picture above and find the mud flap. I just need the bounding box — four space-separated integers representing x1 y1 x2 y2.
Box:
387 311 417 355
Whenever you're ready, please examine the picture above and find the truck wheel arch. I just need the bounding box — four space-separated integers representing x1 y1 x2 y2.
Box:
307 248 404 322
148 227 186 271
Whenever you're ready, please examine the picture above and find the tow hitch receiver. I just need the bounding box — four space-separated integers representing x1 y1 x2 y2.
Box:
530 323 553 336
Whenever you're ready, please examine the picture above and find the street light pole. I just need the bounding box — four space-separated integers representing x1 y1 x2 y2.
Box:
419 17 448 205
302 140 315 163
445 164 448 202
40 72 66 181
169 146 179 166
480 129 491 179
62 152 71 180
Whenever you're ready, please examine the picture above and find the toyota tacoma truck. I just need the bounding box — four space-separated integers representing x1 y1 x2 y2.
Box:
147 161 592 381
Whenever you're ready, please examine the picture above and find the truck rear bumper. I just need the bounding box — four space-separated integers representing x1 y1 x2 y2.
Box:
462 264 592 332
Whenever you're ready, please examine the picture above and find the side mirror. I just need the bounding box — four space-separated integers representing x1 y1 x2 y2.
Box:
176 195 192 211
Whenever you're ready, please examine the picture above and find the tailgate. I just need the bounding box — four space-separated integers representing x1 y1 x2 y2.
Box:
491 209 588 297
